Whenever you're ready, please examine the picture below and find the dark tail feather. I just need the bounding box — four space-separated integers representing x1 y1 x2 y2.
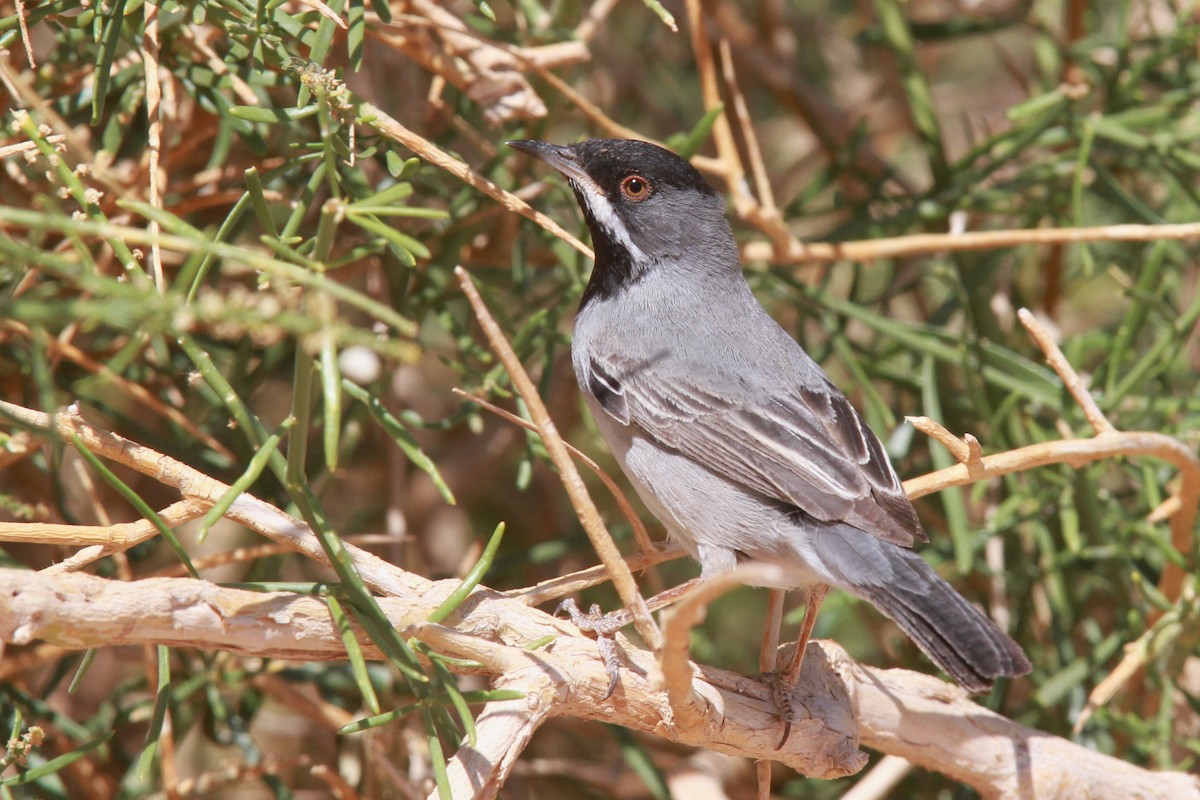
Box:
863 569 1031 692
814 529 1031 692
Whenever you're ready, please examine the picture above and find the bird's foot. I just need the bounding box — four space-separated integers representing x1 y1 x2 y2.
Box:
763 667 801 749
555 598 629 699
769 584 827 748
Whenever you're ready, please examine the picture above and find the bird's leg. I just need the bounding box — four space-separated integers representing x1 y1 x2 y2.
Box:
555 578 703 698
772 583 828 749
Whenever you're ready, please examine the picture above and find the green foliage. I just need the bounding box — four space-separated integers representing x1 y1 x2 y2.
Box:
1 0 1199 796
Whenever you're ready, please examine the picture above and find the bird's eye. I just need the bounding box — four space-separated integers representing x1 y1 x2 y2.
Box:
620 175 651 201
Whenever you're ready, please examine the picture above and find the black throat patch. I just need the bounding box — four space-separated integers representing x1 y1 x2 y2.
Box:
577 190 639 308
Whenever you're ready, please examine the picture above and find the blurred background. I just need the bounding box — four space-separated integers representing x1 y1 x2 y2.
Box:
2 0 1199 796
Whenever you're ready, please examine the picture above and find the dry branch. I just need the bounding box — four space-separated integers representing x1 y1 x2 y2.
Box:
455 267 662 652
374 2 549 126
357 101 592 258
841 648 1200 800
740 221 1200 264
2 567 1195 800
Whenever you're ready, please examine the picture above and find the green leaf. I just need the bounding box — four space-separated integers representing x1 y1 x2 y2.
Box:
229 104 320 123
91 0 130 125
668 105 724 159
327 593 381 714
426 522 505 624
344 380 457 504
0 734 114 787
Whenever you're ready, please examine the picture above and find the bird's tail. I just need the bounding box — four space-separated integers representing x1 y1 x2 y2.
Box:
812 528 1031 692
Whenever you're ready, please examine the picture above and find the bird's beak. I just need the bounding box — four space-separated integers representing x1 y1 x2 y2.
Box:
507 140 596 192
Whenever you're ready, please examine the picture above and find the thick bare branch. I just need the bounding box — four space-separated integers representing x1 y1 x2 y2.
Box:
4 567 1195 799
837 647 1200 800
0 567 857 777
438 670 560 800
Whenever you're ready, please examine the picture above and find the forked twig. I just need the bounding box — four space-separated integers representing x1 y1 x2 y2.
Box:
905 416 985 478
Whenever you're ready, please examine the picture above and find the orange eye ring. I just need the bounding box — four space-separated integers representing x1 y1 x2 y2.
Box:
620 175 651 201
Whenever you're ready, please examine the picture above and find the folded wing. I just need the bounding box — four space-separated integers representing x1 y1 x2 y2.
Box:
585 354 925 547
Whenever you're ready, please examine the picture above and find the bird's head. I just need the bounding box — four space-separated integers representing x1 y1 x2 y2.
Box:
509 138 738 302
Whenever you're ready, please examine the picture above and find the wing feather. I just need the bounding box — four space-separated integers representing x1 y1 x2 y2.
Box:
584 354 924 547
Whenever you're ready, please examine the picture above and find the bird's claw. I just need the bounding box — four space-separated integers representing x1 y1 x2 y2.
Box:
763 669 798 749
555 598 624 699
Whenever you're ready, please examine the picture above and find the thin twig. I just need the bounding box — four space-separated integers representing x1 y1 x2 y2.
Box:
1017 308 1114 435
906 416 985 478
0 136 65 160
142 0 165 293
13 0 35 68
839 755 914 800
515 59 723 181
359 100 591 258
683 0 748 214
741 221 1200 264
452 388 655 553
903 431 1198 501
719 37 775 217
504 544 685 607
0 498 205 551
454 267 663 651
574 0 621 42
150 543 296 578
295 0 345 27
717 37 795 256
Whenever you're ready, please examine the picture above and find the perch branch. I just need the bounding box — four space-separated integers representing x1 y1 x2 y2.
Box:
4 568 1195 798
0 567 859 775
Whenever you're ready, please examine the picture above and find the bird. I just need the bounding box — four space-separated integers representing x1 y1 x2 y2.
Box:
508 137 1031 743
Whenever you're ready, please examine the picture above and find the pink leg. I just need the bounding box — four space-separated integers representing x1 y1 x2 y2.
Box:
774 584 828 748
